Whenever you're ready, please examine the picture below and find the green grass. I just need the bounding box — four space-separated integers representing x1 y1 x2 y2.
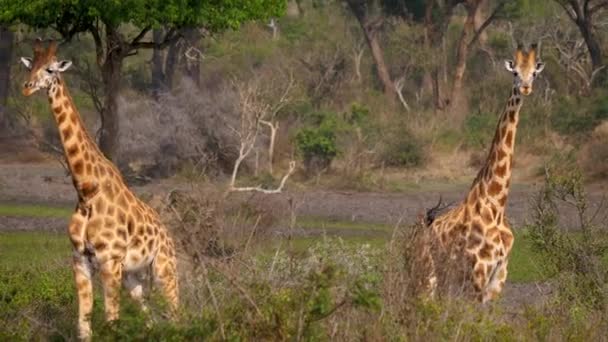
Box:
0 211 548 283
0 231 71 268
507 230 546 283
297 216 391 233
0 203 72 219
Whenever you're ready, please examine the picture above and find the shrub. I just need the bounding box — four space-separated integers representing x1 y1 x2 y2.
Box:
379 121 425 168
295 111 341 174
527 158 608 310
551 93 608 137
464 110 496 149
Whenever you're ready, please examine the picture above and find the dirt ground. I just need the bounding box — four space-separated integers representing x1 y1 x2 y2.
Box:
1 160 606 230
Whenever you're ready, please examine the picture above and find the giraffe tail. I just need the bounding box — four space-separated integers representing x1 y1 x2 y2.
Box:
425 195 452 226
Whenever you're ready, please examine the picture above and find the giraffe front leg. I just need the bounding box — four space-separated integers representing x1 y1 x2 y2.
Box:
72 253 94 341
483 259 508 303
100 258 123 322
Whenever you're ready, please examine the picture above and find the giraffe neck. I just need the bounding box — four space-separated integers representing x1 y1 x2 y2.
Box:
47 78 114 190
468 86 522 212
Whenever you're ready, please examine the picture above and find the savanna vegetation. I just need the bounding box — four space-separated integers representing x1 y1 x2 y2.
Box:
1 0 608 340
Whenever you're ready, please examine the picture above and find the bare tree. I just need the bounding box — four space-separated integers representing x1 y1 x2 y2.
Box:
267 18 279 40
554 0 607 81
260 71 295 175
299 44 346 107
548 14 606 94
351 38 365 83
227 78 296 194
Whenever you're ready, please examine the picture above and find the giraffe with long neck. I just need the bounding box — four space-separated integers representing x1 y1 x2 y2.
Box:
21 39 179 340
425 44 545 302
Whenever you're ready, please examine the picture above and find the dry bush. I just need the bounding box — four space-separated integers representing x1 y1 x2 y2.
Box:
384 215 482 324
116 78 254 180
580 120 608 179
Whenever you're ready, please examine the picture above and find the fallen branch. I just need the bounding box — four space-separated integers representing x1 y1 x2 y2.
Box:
229 161 296 194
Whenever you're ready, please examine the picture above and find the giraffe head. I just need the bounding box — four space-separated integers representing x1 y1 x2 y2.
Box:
504 43 544 96
20 39 72 97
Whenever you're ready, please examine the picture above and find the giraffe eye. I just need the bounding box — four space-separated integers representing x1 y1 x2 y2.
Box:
45 68 53 74
512 72 518 76
532 72 537 77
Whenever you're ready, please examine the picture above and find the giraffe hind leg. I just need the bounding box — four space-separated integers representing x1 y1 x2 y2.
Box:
152 248 179 317
99 258 123 322
123 271 149 313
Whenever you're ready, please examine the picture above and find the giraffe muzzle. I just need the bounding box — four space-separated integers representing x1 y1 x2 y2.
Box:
22 82 37 96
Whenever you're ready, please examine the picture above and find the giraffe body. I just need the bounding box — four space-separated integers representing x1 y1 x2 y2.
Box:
21 40 178 340
426 44 544 302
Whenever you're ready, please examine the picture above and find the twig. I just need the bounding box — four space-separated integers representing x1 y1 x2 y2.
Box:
200 259 226 340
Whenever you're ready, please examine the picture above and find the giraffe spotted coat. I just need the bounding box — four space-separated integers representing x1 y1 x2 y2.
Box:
425 44 545 303
21 39 178 340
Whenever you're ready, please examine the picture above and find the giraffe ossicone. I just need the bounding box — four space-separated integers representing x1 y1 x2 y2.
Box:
21 38 179 340
424 43 545 303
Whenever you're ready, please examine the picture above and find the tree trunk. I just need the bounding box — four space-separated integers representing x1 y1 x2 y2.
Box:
346 0 395 98
151 29 166 98
577 18 603 72
363 25 395 97
182 28 202 87
473 0 488 46
98 31 124 161
164 39 180 89
450 1 477 121
287 0 301 17
0 26 13 130
424 0 459 110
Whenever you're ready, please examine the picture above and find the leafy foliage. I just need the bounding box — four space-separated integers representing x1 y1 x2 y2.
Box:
551 93 608 137
295 111 341 174
0 0 285 33
527 156 608 310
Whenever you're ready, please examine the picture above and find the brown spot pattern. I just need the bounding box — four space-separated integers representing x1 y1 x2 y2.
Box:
73 160 84 175
506 131 513 148
495 163 507 178
488 181 502 196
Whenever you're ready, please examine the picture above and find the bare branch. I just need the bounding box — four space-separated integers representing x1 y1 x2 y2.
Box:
229 161 296 194
589 0 608 14
467 1 506 50
394 76 411 112
130 27 179 50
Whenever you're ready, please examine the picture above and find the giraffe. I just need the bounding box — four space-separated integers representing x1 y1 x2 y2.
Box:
424 43 545 303
20 39 179 340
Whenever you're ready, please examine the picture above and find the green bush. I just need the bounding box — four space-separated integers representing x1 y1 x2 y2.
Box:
527 158 608 310
464 110 496 149
380 122 425 168
551 93 608 137
295 111 341 174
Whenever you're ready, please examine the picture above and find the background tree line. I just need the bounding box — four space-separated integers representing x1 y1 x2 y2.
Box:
0 0 607 186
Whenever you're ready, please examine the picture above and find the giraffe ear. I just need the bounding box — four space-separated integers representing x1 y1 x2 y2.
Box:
535 62 545 73
20 57 33 70
52 60 73 72
504 60 515 72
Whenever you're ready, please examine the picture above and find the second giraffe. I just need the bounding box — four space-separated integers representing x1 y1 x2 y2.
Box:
425 44 545 303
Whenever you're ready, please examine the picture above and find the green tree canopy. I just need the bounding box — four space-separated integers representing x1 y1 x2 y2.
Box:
0 0 285 34
0 0 286 159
